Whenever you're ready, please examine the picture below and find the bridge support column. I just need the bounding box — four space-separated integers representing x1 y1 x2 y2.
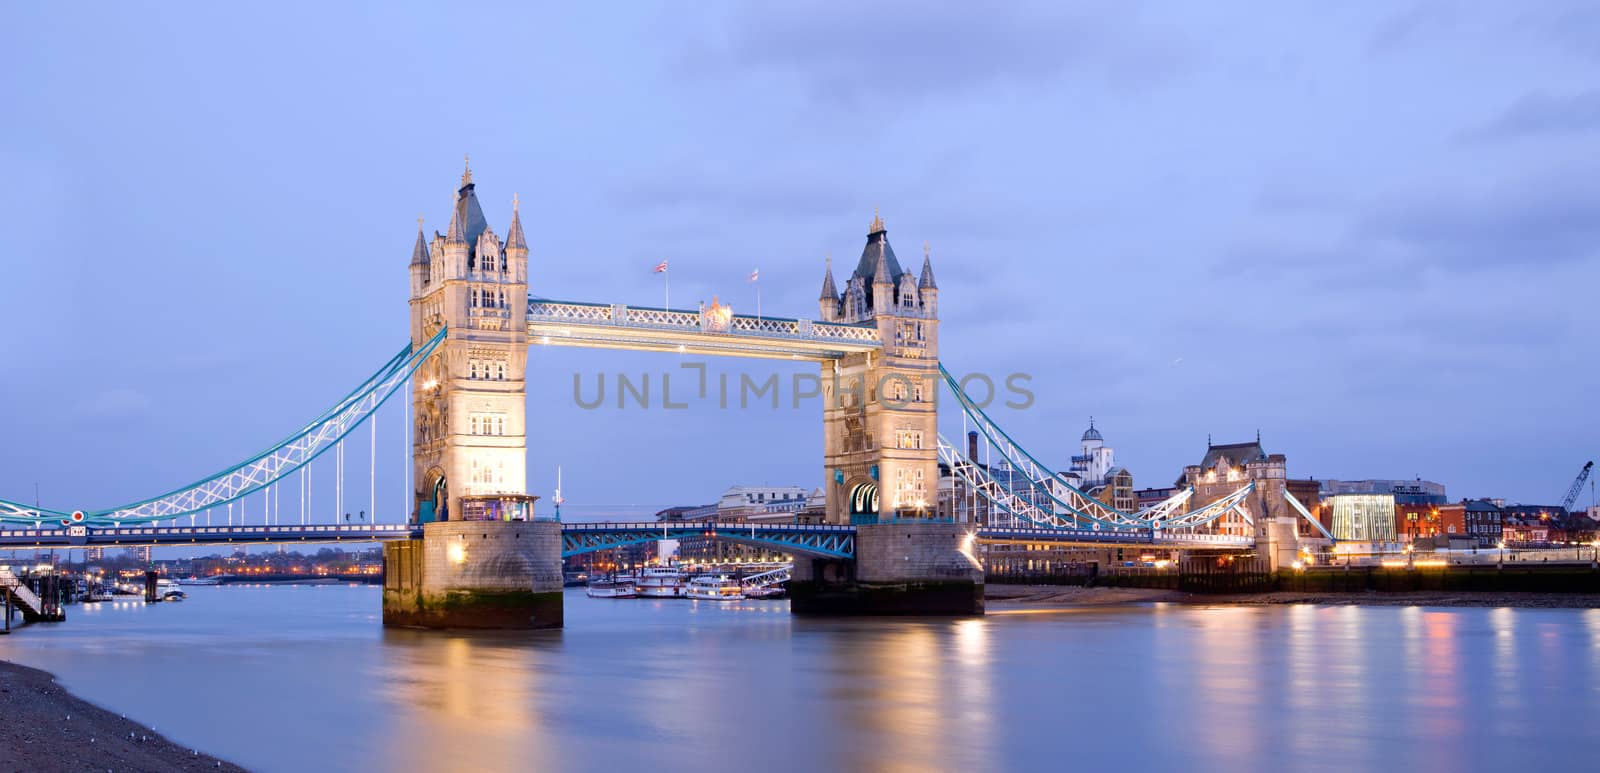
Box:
1261 516 1300 572
382 520 563 629
790 523 983 616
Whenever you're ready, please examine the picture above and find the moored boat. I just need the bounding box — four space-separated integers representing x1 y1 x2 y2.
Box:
636 566 686 598
685 575 743 601
586 576 637 599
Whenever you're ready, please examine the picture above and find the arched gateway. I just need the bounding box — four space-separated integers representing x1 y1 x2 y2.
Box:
382 166 981 629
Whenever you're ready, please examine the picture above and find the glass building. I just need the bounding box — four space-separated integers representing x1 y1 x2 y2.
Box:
1329 494 1397 542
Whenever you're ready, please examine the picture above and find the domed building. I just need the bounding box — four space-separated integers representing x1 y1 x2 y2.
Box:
1064 418 1116 489
1058 419 1136 512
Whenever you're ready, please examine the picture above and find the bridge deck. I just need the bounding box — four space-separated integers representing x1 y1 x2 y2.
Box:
0 521 1255 553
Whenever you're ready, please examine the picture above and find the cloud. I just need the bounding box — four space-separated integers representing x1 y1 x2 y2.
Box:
1462 90 1600 142
1219 165 1600 283
1358 170 1600 269
678 3 1192 107
1367 2 1461 55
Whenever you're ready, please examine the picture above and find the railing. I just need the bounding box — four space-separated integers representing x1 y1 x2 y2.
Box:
527 298 881 346
0 566 45 616
739 566 793 588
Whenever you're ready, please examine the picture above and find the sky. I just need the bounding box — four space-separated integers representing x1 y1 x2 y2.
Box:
2 1 1598 525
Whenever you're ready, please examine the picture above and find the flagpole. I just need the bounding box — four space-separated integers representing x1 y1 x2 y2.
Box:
665 265 670 311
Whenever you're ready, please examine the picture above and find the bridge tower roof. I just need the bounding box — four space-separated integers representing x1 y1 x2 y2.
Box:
852 209 906 284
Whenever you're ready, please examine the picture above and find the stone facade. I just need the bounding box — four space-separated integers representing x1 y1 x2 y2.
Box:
383 520 563 629
1180 438 1298 569
408 163 530 523
818 215 941 523
790 523 983 615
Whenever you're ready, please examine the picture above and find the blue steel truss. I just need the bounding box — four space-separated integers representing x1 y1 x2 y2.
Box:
561 522 856 559
0 329 446 528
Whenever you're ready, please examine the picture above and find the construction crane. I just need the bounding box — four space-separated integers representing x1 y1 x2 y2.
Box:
1560 461 1594 513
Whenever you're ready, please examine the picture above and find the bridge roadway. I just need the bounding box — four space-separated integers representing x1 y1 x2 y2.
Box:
0 521 1255 554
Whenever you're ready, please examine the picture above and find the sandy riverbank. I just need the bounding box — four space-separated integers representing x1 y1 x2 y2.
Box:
0 659 245 772
983 584 1600 609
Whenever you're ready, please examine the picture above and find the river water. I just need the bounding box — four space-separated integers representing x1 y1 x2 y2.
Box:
3 586 1600 772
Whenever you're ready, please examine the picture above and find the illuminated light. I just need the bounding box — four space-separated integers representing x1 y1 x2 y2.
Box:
446 541 467 565
1413 559 1448 568
421 378 440 391
1380 560 1408 568
1291 560 1304 570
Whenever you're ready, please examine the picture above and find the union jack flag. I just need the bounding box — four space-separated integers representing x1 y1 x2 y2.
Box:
748 269 759 282
652 260 668 273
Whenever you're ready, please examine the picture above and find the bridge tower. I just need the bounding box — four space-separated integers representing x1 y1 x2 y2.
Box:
386 162 562 629
408 161 531 521
817 211 941 524
799 213 983 615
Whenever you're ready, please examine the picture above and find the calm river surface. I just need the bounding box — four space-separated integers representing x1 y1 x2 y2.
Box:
4 587 1600 772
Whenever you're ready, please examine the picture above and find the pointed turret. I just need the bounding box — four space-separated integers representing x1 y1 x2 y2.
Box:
873 247 893 285
918 240 937 290
817 254 839 322
409 215 431 299
410 216 430 267
819 254 837 300
506 193 528 252
445 193 468 245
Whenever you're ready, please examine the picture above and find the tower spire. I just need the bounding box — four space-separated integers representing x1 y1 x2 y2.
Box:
869 207 885 235
461 153 473 188
445 193 467 244
918 240 938 290
409 214 430 267
506 193 528 252
819 252 838 300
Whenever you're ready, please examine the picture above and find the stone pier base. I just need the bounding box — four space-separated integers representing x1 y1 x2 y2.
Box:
790 522 984 616
382 520 564 630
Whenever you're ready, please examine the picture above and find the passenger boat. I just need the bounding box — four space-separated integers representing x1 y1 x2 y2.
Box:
585 576 637 599
156 578 186 601
635 566 686 598
741 585 785 600
685 575 743 601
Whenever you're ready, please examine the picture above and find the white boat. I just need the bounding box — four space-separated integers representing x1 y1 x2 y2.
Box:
685 575 743 601
152 578 185 601
636 566 686 598
586 576 636 599
176 576 221 586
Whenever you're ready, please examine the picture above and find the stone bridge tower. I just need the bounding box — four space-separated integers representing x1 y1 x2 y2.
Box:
817 212 941 524
801 212 982 616
407 161 531 524
389 162 561 630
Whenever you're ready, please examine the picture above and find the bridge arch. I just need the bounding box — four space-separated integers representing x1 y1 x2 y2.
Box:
847 481 879 521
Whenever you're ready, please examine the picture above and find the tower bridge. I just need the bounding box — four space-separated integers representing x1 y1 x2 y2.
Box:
2 163 1295 629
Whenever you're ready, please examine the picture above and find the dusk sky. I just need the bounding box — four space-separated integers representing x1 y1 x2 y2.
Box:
3 2 1597 521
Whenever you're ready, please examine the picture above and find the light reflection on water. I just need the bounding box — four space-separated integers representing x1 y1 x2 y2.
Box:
4 587 1600 772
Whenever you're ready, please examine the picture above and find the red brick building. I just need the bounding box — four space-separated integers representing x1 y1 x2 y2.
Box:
1397 503 1466 541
